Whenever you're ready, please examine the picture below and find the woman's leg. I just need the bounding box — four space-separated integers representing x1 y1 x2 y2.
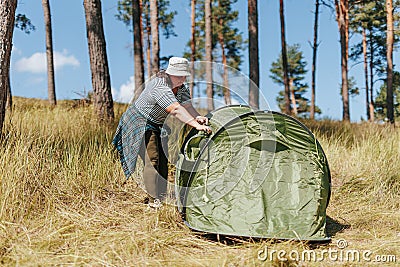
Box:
140 130 168 201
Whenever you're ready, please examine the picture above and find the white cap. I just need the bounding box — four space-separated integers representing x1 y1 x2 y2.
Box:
165 57 191 76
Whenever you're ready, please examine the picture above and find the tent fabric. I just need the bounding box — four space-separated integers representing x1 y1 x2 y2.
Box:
175 105 331 241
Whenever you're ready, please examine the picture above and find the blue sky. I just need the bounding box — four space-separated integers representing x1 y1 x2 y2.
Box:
11 0 399 121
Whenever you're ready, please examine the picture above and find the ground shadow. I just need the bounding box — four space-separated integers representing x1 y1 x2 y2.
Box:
326 215 351 238
193 215 351 247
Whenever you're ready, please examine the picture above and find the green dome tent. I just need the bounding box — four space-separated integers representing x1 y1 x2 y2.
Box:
175 105 331 241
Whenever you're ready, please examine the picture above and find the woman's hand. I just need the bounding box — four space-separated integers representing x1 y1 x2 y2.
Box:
195 124 212 134
196 116 209 125
166 102 211 134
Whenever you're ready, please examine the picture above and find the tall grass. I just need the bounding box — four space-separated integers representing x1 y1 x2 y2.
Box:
1 98 121 221
0 97 399 266
304 120 400 209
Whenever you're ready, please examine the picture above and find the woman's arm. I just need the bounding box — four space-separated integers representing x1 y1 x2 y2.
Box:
182 102 200 117
182 102 209 125
166 102 211 133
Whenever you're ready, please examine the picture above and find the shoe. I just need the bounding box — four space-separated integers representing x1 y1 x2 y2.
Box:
143 196 152 204
148 198 162 209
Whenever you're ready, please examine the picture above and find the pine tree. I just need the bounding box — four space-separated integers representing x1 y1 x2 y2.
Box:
335 0 350 121
189 0 196 98
374 71 400 120
117 0 176 78
248 0 259 108
0 0 17 133
279 0 291 114
270 44 320 117
183 0 244 105
205 0 214 111
350 0 387 122
386 0 394 124
310 0 320 120
42 0 56 106
349 0 400 122
150 0 160 75
84 0 114 122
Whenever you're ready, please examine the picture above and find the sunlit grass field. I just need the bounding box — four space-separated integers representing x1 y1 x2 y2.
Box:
0 97 399 266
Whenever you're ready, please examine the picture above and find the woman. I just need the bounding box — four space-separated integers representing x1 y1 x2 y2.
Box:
113 57 211 207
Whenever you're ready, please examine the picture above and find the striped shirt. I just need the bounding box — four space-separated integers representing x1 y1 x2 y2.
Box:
134 72 191 125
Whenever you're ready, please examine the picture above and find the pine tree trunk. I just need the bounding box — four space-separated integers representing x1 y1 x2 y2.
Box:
248 0 259 109
222 65 230 105
310 0 320 120
133 0 145 99
335 0 350 121
139 0 144 52
289 79 298 115
280 0 290 115
0 0 17 133
386 0 394 124
83 0 114 122
42 0 56 106
146 29 151 76
190 0 196 98
150 0 159 75
362 28 370 121
6 73 12 111
369 32 375 122
143 3 151 76
205 0 214 111
219 42 232 105
218 12 231 105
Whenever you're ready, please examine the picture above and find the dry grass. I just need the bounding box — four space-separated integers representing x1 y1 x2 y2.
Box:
0 97 399 266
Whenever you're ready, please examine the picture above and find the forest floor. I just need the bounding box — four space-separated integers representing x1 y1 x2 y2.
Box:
0 97 399 266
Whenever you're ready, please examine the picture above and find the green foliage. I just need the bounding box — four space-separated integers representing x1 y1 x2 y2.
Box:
349 0 400 80
116 0 177 38
213 0 244 70
183 0 245 70
374 71 400 120
115 0 132 27
270 44 320 116
270 44 307 87
348 76 360 96
339 76 360 97
349 0 386 30
14 14 35 34
156 0 177 38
